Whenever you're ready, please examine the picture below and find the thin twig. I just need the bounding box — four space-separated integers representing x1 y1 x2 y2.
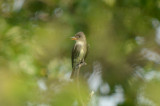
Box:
76 62 86 106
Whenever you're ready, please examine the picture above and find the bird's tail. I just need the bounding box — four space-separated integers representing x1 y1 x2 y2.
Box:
70 66 79 79
70 69 75 79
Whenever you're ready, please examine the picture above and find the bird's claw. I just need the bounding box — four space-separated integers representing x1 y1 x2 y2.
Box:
76 62 87 69
83 62 87 65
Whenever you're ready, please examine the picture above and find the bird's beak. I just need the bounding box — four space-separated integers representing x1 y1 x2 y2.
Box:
71 37 77 40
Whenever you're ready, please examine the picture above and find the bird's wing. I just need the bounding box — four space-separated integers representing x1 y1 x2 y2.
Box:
72 44 81 68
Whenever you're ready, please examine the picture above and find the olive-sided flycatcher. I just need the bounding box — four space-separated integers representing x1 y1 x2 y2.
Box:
70 32 88 79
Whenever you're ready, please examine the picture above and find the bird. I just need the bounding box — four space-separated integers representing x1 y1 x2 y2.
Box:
70 32 88 79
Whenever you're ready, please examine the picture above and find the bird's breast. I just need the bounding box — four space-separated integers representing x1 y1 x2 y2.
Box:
80 49 84 57
76 48 85 61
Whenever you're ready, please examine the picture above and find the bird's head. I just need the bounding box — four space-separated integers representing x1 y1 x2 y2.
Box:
71 32 86 42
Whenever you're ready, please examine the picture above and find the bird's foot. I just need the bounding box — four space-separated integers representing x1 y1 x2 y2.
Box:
81 62 87 66
83 62 87 65
76 62 87 69
79 62 87 67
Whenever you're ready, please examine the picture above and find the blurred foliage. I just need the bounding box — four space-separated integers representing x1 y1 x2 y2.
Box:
0 0 160 106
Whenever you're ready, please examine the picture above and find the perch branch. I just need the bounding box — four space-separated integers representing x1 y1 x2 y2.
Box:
76 62 87 106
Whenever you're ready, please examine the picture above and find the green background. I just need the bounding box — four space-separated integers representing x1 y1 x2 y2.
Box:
0 0 160 106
